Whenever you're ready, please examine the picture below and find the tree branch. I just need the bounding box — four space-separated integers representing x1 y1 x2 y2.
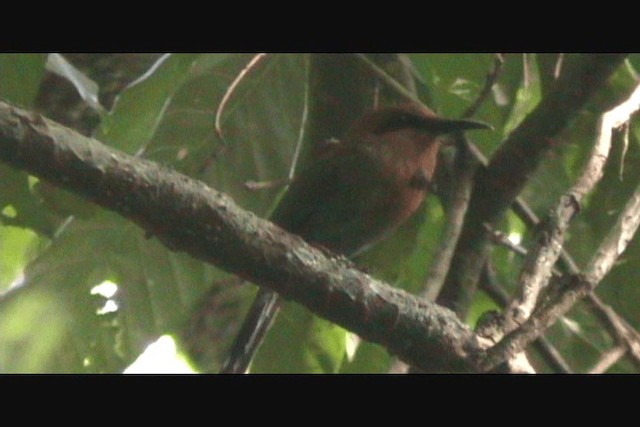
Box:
475 82 640 371
479 262 572 373
422 137 479 301
461 53 505 119
588 346 626 374
438 54 628 316
505 83 640 328
586 294 640 370
479 172 640 371
0 100 482 373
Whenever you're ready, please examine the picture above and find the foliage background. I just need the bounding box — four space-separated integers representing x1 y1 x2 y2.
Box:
0 53 639 373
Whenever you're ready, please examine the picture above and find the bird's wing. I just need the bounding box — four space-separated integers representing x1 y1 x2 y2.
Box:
271 152 394 257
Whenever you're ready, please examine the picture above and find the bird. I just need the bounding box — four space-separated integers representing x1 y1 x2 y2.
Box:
220 103 491 373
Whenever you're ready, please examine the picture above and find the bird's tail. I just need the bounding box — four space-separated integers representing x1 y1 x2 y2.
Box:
219 288 282 374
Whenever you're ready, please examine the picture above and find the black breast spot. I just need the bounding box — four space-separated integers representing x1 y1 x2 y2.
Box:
408 169 432 191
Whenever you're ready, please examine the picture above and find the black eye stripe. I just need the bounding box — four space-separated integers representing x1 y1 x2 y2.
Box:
373 113 425 135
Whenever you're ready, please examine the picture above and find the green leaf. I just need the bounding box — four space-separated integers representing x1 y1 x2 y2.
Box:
410 54 495 116
0 164 56 236
252 301 347 373
503 53 541 137
0 226 39 290
0 54 310 372
0 286 72 372
96 54 203 154
0 210 234 372
0 54 54 236
0 53 47 107
409 53 509 157
339 339 393 374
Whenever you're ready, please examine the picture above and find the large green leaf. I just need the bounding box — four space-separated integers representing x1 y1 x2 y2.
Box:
0 54 47 107
0 286 73 372
0 225 38 290
0 54 312 372
0 54 50 289
252 302 348 373
96 54 203 154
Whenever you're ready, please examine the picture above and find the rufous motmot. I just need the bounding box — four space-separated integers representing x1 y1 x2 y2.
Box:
220 103 491 373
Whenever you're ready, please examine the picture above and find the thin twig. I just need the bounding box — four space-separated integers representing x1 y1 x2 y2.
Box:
586 294 640 369
535 336 573 373
353 54 422 106
485 225 528 257
422 138 478 301
462 54 505 119
588 346 627 374
479 262 572 373
505 83 640 329
214 53 268 142
240 59 310 193
481 171 640 371
494 154 640 371
439 55 627 317
288 55 310 182
243 178 291 192
554 54 565 79
357 53 637 373
483 220 640 372
479 263 510 306
587 294 630 345
478 83 640 371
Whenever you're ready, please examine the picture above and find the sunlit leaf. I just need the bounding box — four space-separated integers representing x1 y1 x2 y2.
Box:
0 226 39 290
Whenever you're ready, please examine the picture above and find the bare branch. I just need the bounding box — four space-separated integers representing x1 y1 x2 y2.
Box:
438 54 628 316
588 346 626 374
288 55 310 182
484 215 640 372
505 85 640 326
485 226 529 258
479 262 572 373
489 155 640 372
243 178 291 191
480 172 640 371
214 53 268 142
477 82 640 371
422 138 479 300
586 294 640 369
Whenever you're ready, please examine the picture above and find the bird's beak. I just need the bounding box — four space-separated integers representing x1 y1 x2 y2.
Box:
420 117 493 135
